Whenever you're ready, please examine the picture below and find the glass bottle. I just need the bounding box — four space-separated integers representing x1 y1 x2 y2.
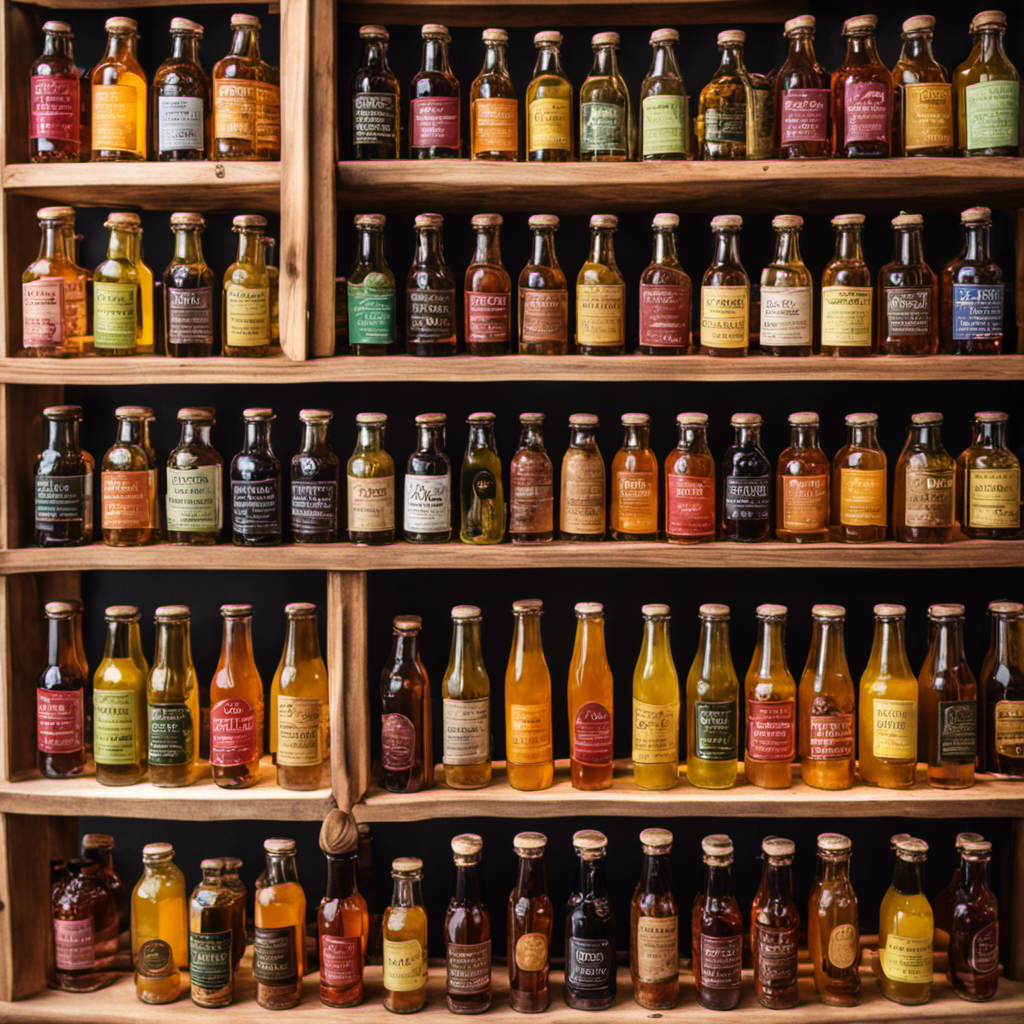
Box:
127 227 154 354
639 213 691 354
935 831 985 948
230 407 281 545
759 214 813 356
957 410 1021 538
519 215 568 354
347 412 395 545
508 832 552 1012
254 838 306 1010
166 406 222 544
147 605 199 788
30 20 81 162
213 14 279 160
460 412 504 544
722 412 772 541
919 603 977 789
893 412 956 543
505 599 553 791
809 833 860 1006
632 605 680 791
140 409 160 539
954 10 1020 156
686 604 738 789
35 404 89 546
218 857 246 969
101 406 154 545
832 15 892 157
383 857 429 1012
55 208 89 352
470 29 517 161
878 836 933 1004
700 215 749 356
37 600 86 778
444 835 492 1014
751 837 799 1009
696 31 748 159
223 214 271 356
132 843 187 1004
91 16 146 160
318 810 369 1007
894 15 953 157
799 604 856 790
745 604 796 789
410 24 460 158
22 206 79 356
745 68 775 160
821 213 874 355
81 833 126 932
405 413 451 542
630 828 678 1009
380 614 433 793
611 413 658 540
879 213 939 355
442 605 491 789
291 408 340 543
153 18 210 160
407 213 456 356
565 831 616 1010
561 413 605 541
465 213 511 355
776 15 830 158
260 239 279 342
980 600 1024 777
693 834 743 1011
348 213 395 354
93 212 140 355
163 211 215 356
527 32 572 161
777 411 830 543
833 412 887 542
189 859 235 1007
948 838 999 1000
52 858 119 992
665 413 714 543
569 602 614 790
580 32 631 161
509 413 553 543
942 207 1004 355
859 604 918 789
576 214 625 355
641 29 689 160
351 25 399 159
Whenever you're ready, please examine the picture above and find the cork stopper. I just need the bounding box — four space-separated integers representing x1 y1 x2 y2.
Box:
845 412 878 426
961 206 992 224
359 25 388 39
575 602 603 618
220 603 253 619
929 603 965 619
762 837 795 860
44 601 77 619
300 408 333 423
472 213 503 228
785 15 815 34
569 413 598 427
621 413 650 426
356 412 387 425
874 603 907 619
892 213 923 229
974 410 1008 423
731 412 762 427
653 213 679 229
142 842 174 861
284 602 317 619
422 24 450 39
242 407 275 421
264 838 296 855
232 214 266 230
415 412 446 426
519 412 545 425
911 411 942 425
529 214 559 229
67 599 84 613
772 214 803 229
971 10 1007 30
42 404 83 420
817 833 852 853
105 16 137 33
890 833 912 849
832 213 866 227
788 411 819 426
320 810 359 855
592 32 620 46
467 411 495 424
81 833 115 851
718 29 745 45
812 604 846 620
170 18 204 34
590 214 618 229
903 15 935 33
699 603 730 620
650 28 679 44
451 604 482 621
640 827 673 853
105 605 141 622
451 834 483 862
534 31 562 46
231 14 261 29
482 28 508 44
200 858 224 873
962 839 992 858
642 603 670 618
354 213 385 228
114 405 149 419
843 14 878 34
42 21 73 34
988 601 1024 617
573 830 608 859
894 836 928 861
513 599 543 614
170 212 205 230
221 856 243 873
711 214 742 230
154 605 190 622
756 603 787 619
677 412 708 426
955 832 985 849
414 213 443 229
513 832 547 857
37 205 75 221
105 212 141 230
393 615 422 634
702 834 733 860
177 406 215 423
391 857 423 875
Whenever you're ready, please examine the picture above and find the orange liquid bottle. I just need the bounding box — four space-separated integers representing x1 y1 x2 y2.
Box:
568 602 614 790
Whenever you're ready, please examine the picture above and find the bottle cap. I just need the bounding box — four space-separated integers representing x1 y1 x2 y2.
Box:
142 842 174 860
817 832 852 853
470 213 503 230
962 839 992 857
220 856 243 872
592 31 620 46
903 15 935 33
105 16 138 33
170 17 204 34
762 837 795 858
81 833 115 851
232 214 267 229
170 212 206 230
845 412 878 426
42 20 73 34
242 407 275 421
154 605 190 622
988 601 1024 617
451 833 483 860
359 24 388 39
698 603 730 620
36 205 75 221
414 213 443 229
67 598 84 613
701 834 733 858
873 603 906 618
788 411 819 425
575 602 603 617
975 410 1009 423
320 810 359 855
355 411 387 425
718 29 745 45
200 858 224 874
415 412 446 426
961 206 992 224
299 408 333 423
231 14 261 29
910 411 942 425
569 413 598 427
640 827 673 853
650 28 679 44
482 28 508 43
264 837 296 855
392 856 423 875
756 603 787 619
955 831 985 848
894 836 928 860
929 603 965 619
642 603 670 618
784 14 815 33
393 614 422 633
114 404 149 419
177 406 215 423
573 830 608 857
843 14 878 34
590 214 618 229
731 412 762 426
422 24 450 39
529 214 559 229
105 604 141 622
220 603 253 619
284 602 317 618
772 214 803 229
534 31 562 46
519 412 545 425
451 604 482 621
512 599 543 613
711 214 742 230
653 213 679 229
676 412 708 426
44 601 77 619
831 213 866 227
891 213 923 229
811 604 846 619
971 10 1007 30
42 404 83 420
513 832 547 856
467 411 496 424
354 213 386 228
105 212 141 229
621 412 650 426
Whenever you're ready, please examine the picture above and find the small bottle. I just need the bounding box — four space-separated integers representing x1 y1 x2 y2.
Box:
147 605 199 788
878 837 933 1004
130 842 187 1005
442 605 491 789
163 212 215 356
217 857 247 969
776 15 830 158
291 408 340 543
509 413 553 543
38 600 86 778
832 15 892 157
166 406 222 544
894 15 953 157
405 413 451 543
213 14 279 160
460 412 504 544
948 838 999 1001
444 835 492 1013
580 32 631 161
153 18 210 161
407 213 456 356
565 830 616 1010
508 832 552 1012
569 602 614 790
91 16 147 160
942 207 1004 354
410 24 460 158
128 227 155 354
692 834 743 1011
52 858 119 992
980 600 1024 777
471 29 517 161
81 833 126 933
348 213 396 354
630 828 678 1009
833 412 887 542
722 412 772 541
759 215 812 356
639 213 691 354
697 31 748 159
641 29 689 160
254 838 306 1010
351 25 399 159
93 212 140 355
380 615 433 793
561 413 605 541
230 407 281 546
821 213 874 355
798 604 856 790
610 413 658 540
935 831 985 948
519 215 568 354
744 68 775 159
808 833 860 1006
893 412 956 543
957 410 1021 538
527 32 572 161
101 406 154 545
700 215 749 356
260 238 279 342
35 404 90 546
632 604 679 791
347 412 395 545
751 837 799 1010
506 599 554 791
878 213 939 355
686 604 738 789
223 214 271 356
777 411 830 543
30 20 81 162
465 213 511 355
189 859 234 1007
745 604 796 789
664 413 714 543
383 857 429 1013
576 214 625 355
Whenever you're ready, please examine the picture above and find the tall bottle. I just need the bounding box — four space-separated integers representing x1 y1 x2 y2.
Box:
692 834 743 1010
404 412 451 542
508 832 552 1012
93 212 140 355
745 604 796 789
380 615 433 793
23 206 83 355
383 857 428 1013
894 412 956 543
942 207 1004 355
347 412 395 545
35 404 90 545
254 838 306 1010
957 410 1021 538
348 213 395 354
948 838 999 1001
697 31 748 159
526 32 572 161
610 413 657 540
641 29 689 160
722 412 771 540
407 213 456 356
576 214 625 355
580 32 631 161
410 24 460 158
561 413 605 541
776 15 830 158
444 835 491 1013
806 833 860 1005
565 831 616 1010
91 16 146 160
686 604 738 789
231 407 281 545
291 408 340 543
665 413 714 542
506 600 554 791
471 29 517 161
223 214 271 356
351 25 399 159
700 215 749 356
166 407 222 545
213 14 278 160
632 604 680 790
164 212 215 356
954 10 1020 156
465 213 511 355
442 606 491 789
519 215 568 354
776 411 830 543
832 412 886 542
508 413 553 542
460 412 504 544
630 828 678 1009
189 859 235 1007
879 213 939 355
821 213 874 355
569 602 614 790
101 406 154 545
878 836 933 1004
147 605 199 788
759 215 812 356
639 213 691 354
153 18 210 161
38 600 86 778
131 842 187 1004
980 600 1024 777
751 837 799 1009
894 15 953 157
832 15 892 157
30 20 81 162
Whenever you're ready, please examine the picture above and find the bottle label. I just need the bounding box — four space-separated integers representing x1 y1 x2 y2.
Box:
642 95 687 156
755 924 798 986
694 700 736 761
210 697 257 767
231 478 281 537
827 924 858 969
157 95 204 153
167 286 214 345
381 712 416 771
903 468 954 527
576 283 624 346
253 925 298 986
745 86 774 157
967 467 1020 530
528 96 571 151
404 473 450 533
566 936 615 990
353 92 398 148
573 701 613 765
30 73 79 141
515 933 548 972
952 284 1003 341
443 697 489 765
147 702 195 765
190 930 233 991
880 934 932 984
699 932 742 988
277 695 324 766
872 698 916 760
214 80 257 143
937 700 977 763
782 475 829 531
779 88 829 144
666 473 714 537
508 702 552 764
37 689 84 754
759 286 811 347
521 289 567 348
167 465 222 532
466 291 510 346
255 82 280 152
839 468 886 526
966 80 1020 150
562 455 605 535
347 474 395 533
903 83 953 152
636 915 678 983
705 102 746 144
510 457 554 535
843 80 891 144
994 700 1024 759
54 917 94 970
473 97 517 155
382 937 426 991
101 470 152 530
821 286 873 347
348 278 395 346
614 470 657 533
808 713 855 760
92 84 138 151
581 101 626 154
93 281 137 350
632 698 679 765
724 475 770 522
746 700 795 761
700 285 748 349
23 278 65 348
408 288 455 341
321 934 361 988
639 283 690 347
971 921 1000 974
93 689 137 765
291 480 338 531
446 939 491 994
137 938 173 977
884 287 932 336
35 474 86 524
225 285 270 348
411 96 460 149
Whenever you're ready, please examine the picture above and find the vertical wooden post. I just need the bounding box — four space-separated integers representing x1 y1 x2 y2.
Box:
1007 816 1024 981
311 0 338 357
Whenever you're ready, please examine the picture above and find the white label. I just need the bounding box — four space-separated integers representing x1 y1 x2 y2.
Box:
404 473 450 532
760 286 812 347
443 697 489 765
158 95 205 152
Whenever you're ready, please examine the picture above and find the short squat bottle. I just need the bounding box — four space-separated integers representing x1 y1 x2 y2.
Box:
35 404 90 547
893 412 955 543
697 31 748 160
166 407 222 545
611 413 658 541
470 29 517 161
464 213 511 355
821 213 874 355
942 207 1004 355
101 406 155 546
519 215 568 354
410 24 460 158
348 213 396 354
509 413 553 543
639 213 691 355
700 215 749 356
665 413 714 543
751 837 799 1010
832 15 892 157
223 214 271 357
630 828 679 1009
760 214 812 356
721 412 771 541
350 25 399 159
580 32 631 161
693 835 743 1011
164 212 215 356
230 407 281 546
407 213 456 356
291 409 340 543
878 213 939 356
404 412 451 543
565 831 616 1010
832 412 886 543
776 411 830 543
957 410 1020 539
445 834 492 1013
561 414 605 541
153 18 210 161
576 214 625 355
346 412 395 546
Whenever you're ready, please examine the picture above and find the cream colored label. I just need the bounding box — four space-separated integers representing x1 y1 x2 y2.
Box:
828 924 858 969
994 700 1024 757
903 82 953 152
515 933 548 972
632 698 679 765
872 698 916 759
92 84 137 151
880 934 932 983
508 702 552 764
577 284 625 346
276 695 323 766
822 286 873 347
839 468 886 526
636 915 679 984
700 285 748 348
383 938 426 992
561 453 605 534
347 474 395 532
528 97 571 151
968 467 1020 529
443 697 489 765
225 285 270 347
759 285 811 347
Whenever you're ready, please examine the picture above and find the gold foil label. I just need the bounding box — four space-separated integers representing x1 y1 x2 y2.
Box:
528 97 571 151
700 285 748 349
515 933 548 972
828 924 858 969
839 468 886 526
994 700 1024 758
472 97 517 155
214 80 257 142
632 698 679 765
903 82 953 153
821 286 873 347
92 84 138 152
782 475 829 531
967 467 1020 529
576 284 625 346
903 468 954 527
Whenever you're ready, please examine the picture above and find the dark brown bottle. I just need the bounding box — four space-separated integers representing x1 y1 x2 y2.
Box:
189 859 235 1008
957 411 1021 539
380 615 433 793
81 833 128 930
410 24 460 158
52 859 119 992
407 213 456 356
153 18 211 161
519 215 568 355
776 15 831 158
219 855 247 968
832 14 893 157
510 413 553 543
38 600 86 778
630 828 679 1010
351 25 399 159
291 409 340 543
404 413 452 543
878 214 938 355
164 212 216 356
693 834 743 1011
445 834 491 1013
508 832 552 1013
639 213 691 355
30 20 81 162
941 207 1004 355
565 830 616 1010
722 413 772 542
980 600 1024 777
230 407 282 546
465 213 511 355
752 837 799 1009
948 838 999 1001
934 831 984 949
35 404 90 547
893 412 955 543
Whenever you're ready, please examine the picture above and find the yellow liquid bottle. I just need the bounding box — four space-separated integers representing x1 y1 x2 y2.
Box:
442 605 491 789
632 603 680 790
128 229 154 352
91 16 147 160
686 604 738 789
744 604 795 789
383 857 428 1014
505 599 554 791
254 838 306 1010
878 837 933 1005
568 602 614 790
131 842 187 1003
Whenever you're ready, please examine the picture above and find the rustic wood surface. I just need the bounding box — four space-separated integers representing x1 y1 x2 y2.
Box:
311 0 338 357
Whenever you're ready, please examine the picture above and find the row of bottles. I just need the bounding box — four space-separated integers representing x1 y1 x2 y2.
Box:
350 13 1020 160
378 597 1024 793
35 599 329 789
31 15 280 162
344 208 1007 356
23 208 278 357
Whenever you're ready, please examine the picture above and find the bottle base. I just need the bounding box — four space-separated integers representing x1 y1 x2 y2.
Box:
446 999 491 1013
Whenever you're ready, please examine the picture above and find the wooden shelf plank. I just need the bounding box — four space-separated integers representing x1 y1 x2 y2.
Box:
17 0 243 7
337 158 1024 212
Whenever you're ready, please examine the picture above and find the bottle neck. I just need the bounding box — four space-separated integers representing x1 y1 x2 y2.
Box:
533 44 564 77
325 852 359 900
416 424 445 455
895 227 925 266
704 861 734 898
454 861 483 903
576 617 608 668
809 620 847 678
835 225 864 261
892 856 924 896
754 619 787 678
641 618 670 669
116 418 143 445
361 37 390 73
848 423 878 448
42 32 74 59
961 857 990 895
230 26 260 60
389 630 421 670
786 30 817 65
468 424 496 454
221 616 255 668
301 422 329 451
622 424 649 450
649 42 681 79
170 32 201 63
677 423 708 450
512 613 543 667
179 421 213 448
973 421 1007 449
570 427 597 449
589 227 616 269
473 225 501 266
265 851 297 887
173 227 204 264
515 854 546 897
790 424 819 449
284 615 322 665
518 424 545 450
910 423 942 450
391 875 421 907
236 229 266 269
154 621 193 673
104 30 138 63
447 620 485 682
962 223 991 262
763 860 793 904
422 37 451 74
713 229 742 268
243 420 273 454
106 227 135 262
900 32 936 65
734 424 761 449
355 423 384 452
102 620 132 661
990 615 1023 668
639 851 672 895
357 228 386 267
46 417 79 453
577 856 607 898
821 855 850 883
415 226 443 268
871 617 912 677
652 228 679 267
530 228 558 269
697 620 731 679
47 618 75 668
481 41 508 74
931 619 965 670
717 43 746 76
773 228 802 266
977 27 1006 63
591 44 619 78
844 32 881 66
37 222 64 261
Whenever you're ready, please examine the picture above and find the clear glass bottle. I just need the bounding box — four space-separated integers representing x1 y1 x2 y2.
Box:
948 838 1000 1001
351 25 399 159
30 20 81 162
230 407 281 545
166 406 222 544
34 404 90 546
291 408 340 543
697 31 748 159
506 599 554 791
630 828 678 1009
442 605 491 789
751 837 799 1009
91 16 147 160
722 412 771 540
132 843 187 1004
147 605 199 788
410 24 460 158
444 835 491 1013
347 412 395 545
465 213 511 355
254 838 306 1010
879 213 939 355
693 834 743 1010
808 833 860 1006
942 207 1004 355
38 600 86 778
776 15 830 158
954 10 1020 156
508 832 552 1012
777 411 830 543
163 212 215 356
878 837 933 1004
405 412 451 543
471 29 517 161
101 406 154 545
894 15 953 157
23 206 82 355
686 604 738 789
380 615 433 793
639 213 691 355
745 604 796 789
565 831 616 1010
223 214 271 356
665 413 714 543
510 413 553 542
894 412 956 543
213 14 279 160
580 32 631 160
610 413 657 540
153 18 210 161
527 32 572 160
383 857 428 1013
189 859 235 1007
759 214 812 356
833 412 887 542
832 14 892 157
407 213 456 356
700 215 749 356
93 212 140 355
569 602 614 790
576 214 625 355
460 412 504 544
957 410 1021 538
348 213 396 354
641 29 689 160
980 600 1024 777
632 604 680 791
519 215 568 354
821 214 874 355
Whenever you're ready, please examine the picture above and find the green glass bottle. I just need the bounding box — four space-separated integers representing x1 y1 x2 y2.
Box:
460 412 504 545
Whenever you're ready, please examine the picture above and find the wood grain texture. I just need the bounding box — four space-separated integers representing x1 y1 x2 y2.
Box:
1009 818 1024 982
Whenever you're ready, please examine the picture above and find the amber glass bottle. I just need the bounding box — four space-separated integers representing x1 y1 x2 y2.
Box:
404 413 451 542
410 25 460 158
611 413 658 540
153 19 210 160
347 412 395 545
383 857 428 1013
630 828 678 1009
832 15 892 157
980 600 1024 777
230 407 281 546
444 834 491 1013
351 25 399 159
560 414 605 541
166 407 222 545
101 406 155 546
147 605 199 788
693 834 743 1011
957 411 1021 538
189 859 234 1007
777 411 830 543
91 16 147 160
722 412 771 541
505 600 553 791
665 413 714 543
878 837 933 1005
291 409 340 543
519 215 568 354
132 842 186 1005
35 405 89 546
380 615 433 793
254 838 306 1010
510 413 553 543
52 858 119 992
833 412 886 542
745 604 796 789
822 213 874 355
164 212 215 356
30 21 81 162
893 412 955 543
508 832 552 1012
632 605 680 791
935 831 983 950
471 29 517 161
464 213 511 355
942 207 1004 355
759 214 812 356
893 16 953 157
751 837 799 1009
641 29 689 160
213 14 278 160
809 833 860 1006
565 831 616 1010
948 838 999 1001
443 606 491 789
697 31 748 159
879 214 939 355
569 603 614 790
700 216 749 356
407 213 456 356
38 601 86 778
639 213 691 354
527 32 572 161
580 32 632 161
576 214 625 355
23 206 83 356
776 15 830 158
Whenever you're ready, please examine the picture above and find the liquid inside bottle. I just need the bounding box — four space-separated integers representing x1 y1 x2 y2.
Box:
132 842 187 1004
941 206 1004 355
465 213 511 355
893 15 953 157
569 603 614 790
101 406 154 545
580 32 631 161
53 858 119 992
349 213 396 353
745 604 796 789
23 207 85 356
980 600 1024 777
509 413 553 542
777 411 830 543
832 412 887 542
445 834 492 1013
776 15 830 158
576 214 625 355
878 837 933 1004
35 404 90 545
231 407 282 545
442 605 491 789
405 412 451 542
665 413 713 542
893 412 956 542
223 214 271 356
561 414 605 541
164 211 215 356
460 412 504 544
721 412 771 540
470 29 517 161
254 838 306 1009
956 410 1020 539
630 827 679 1009
632 604 680 790
93 212 141 355
380 615 433 793
38 600 87 778
610 413 658 539
698 31 748 159
693 834 743 1010
347 412 395 545
700 215 749 356
91 16 147 160
639 213 691 354
291 408 340 543
188 858 235 1007
760 214 812 356
832 14 892 157
166 406 222 544
153 18 210 161
30 20 81 162
505 599 554 791
640 29 689 160
519 215 568 354
821 213 874 354
878 213 939 355
527 32 572 161
407 213 456 356
947 838 999 1001
410 24 460 158
351 24 399 159
508 832 552 1012
808 832 861 1005
383 857 428 1013
752 837 799 1009
565 830 616 1009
